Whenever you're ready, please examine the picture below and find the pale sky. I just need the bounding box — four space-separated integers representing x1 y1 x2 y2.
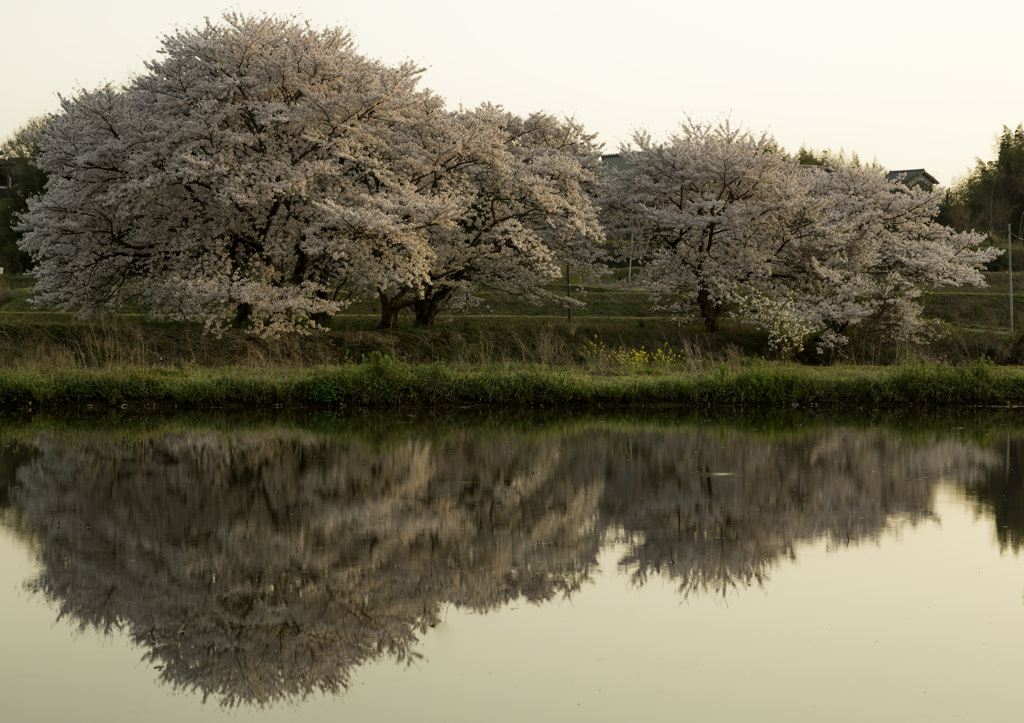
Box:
3 0 1020 186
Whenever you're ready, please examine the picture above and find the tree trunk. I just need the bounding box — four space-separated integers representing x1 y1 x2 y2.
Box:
378 304 400 329
234 302 252 325
413 287 451 327
310 290 333 327
697 289 720 333
377 292 406 329
413 298 441 327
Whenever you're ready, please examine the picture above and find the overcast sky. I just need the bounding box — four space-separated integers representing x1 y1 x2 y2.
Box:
3 1 1020 185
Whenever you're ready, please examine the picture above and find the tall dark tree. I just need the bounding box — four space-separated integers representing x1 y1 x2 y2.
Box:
940 124 1024 246
0 117 47 273
795 145 867 168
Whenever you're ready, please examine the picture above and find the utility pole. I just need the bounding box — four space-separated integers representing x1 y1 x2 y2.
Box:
566 263 572 325
1010 224 1015 334
627 233 634 287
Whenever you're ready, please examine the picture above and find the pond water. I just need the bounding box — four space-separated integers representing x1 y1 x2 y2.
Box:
2 410 1023 721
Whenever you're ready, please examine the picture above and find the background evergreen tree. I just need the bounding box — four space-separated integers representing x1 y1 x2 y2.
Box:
0 118 47 273
940 124 1024 246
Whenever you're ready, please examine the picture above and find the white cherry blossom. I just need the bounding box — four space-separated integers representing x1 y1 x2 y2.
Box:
602 118 999 351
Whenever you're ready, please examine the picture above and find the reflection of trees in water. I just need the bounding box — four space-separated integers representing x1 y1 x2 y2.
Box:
966 437 1024 553
0 441 37 542
10 432 601 707
589 429 1000 596
1 422 1005 706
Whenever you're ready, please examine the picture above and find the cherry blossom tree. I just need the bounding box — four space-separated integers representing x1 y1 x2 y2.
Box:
375 105 606 328
19 13 606 335
784 163 1001 350
601 118 824 333
603 118 1000 351
19 13 456 335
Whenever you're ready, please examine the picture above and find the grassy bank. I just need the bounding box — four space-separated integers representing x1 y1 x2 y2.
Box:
5 270 1024 365
0 312 771 368
3 306 1024 368
5 271 1024 409
2 355 1023 410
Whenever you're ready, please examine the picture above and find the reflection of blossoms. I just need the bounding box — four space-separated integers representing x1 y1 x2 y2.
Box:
11 431 601 707
593 428 1000 597
2 419 1005 705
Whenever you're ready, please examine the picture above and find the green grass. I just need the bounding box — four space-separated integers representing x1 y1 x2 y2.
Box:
2 356 1023 411
0 273 35 290
921 271 1021 330
923 292 1016 329
0 309 771 372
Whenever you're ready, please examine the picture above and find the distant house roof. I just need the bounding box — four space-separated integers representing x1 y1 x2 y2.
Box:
884 169 939 191
601 153 630 173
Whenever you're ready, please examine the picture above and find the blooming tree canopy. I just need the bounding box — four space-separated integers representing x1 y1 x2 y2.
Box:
602 118 999 351
374 104 606 328
19 13 455 335
19 13 606 334
786 164 1000 350
601 119 824 333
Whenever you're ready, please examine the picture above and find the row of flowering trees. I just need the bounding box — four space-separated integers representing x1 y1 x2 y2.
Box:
14 13 999 350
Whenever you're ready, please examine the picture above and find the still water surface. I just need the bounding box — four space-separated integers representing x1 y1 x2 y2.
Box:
1 411 1023 721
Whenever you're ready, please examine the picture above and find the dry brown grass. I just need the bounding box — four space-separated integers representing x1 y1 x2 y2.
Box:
0 318 352 371
2 305 1013 375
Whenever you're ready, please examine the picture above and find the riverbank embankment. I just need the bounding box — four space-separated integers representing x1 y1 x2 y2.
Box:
2 356 1022 411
